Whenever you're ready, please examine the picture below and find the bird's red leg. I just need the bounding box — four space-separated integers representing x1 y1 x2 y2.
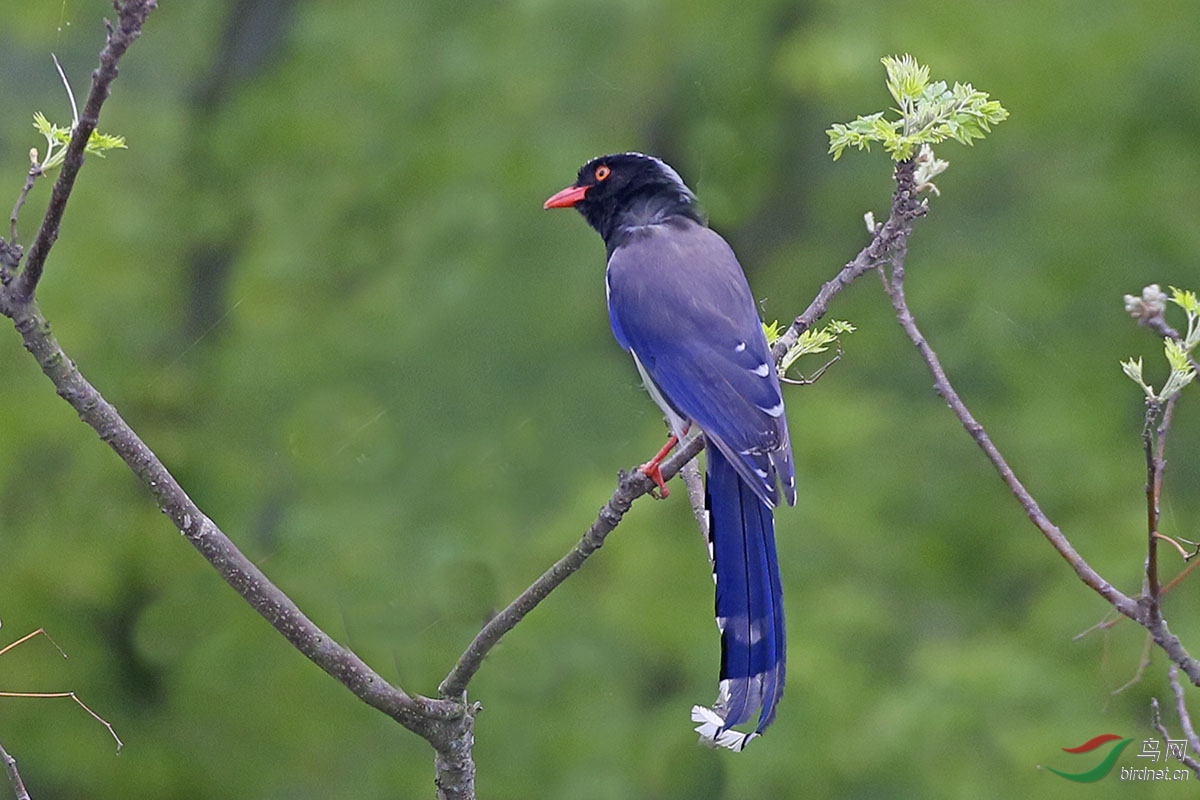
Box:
639 424 690 499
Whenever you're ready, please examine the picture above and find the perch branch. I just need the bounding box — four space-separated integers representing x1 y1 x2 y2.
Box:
440 435 705 698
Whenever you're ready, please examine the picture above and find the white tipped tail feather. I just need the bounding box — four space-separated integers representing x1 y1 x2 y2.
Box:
690 706 758 751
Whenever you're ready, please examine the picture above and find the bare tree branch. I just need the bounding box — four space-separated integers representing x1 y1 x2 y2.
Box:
1169 664 1200 761
12 0 156 301
1152 691 1200 777
1140 396 1175 621
0 6 479 798
2 281 479 799
770 161 927 362
0 298 466 727
877 164 1200 685
879 197 1134 612
439 435 704 698
0 292 486 797
0 741 30 800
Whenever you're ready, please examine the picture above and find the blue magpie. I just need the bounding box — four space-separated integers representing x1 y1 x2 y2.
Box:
544 153 795 750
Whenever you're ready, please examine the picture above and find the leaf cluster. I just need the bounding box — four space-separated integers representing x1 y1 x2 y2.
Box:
1122 286 1200 402
32 112 127 173
827 54 1009 161
765 319 856 379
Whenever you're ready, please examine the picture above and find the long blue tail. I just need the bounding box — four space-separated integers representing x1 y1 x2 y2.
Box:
691 445 786 751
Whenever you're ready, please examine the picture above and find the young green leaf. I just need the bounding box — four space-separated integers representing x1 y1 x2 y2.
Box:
31 112 127 173
1121 285 1200 402
779 320 856 378
828 55 1008 164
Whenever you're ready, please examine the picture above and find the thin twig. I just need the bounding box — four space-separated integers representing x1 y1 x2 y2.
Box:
1152 693 1200 777
878 168 1200 685
50 55 80 128
0 629 121 748
1155 532 1193 561
0 741 30 800
780 348 842 386
880 212 1135 614
13 0 157 301
770 162 925 362
1142 399 1165 619
0 630 64 660
1110 633 1153 695
7 166 40 251
1078 549 1200 638
1142 394 1176 617
1163 557 1200 592
1169 664 1200 761
0 692 123 752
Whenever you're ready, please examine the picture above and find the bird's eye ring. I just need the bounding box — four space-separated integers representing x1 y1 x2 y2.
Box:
594 165 611 181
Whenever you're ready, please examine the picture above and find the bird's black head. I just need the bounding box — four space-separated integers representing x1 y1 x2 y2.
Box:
544 152 704 245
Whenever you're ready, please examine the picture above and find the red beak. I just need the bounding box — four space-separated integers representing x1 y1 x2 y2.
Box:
543 184 589 209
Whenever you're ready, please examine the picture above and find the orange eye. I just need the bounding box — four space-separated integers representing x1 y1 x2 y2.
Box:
594 165 611 181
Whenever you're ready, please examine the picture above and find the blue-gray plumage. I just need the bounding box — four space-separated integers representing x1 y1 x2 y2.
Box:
545 152 795 750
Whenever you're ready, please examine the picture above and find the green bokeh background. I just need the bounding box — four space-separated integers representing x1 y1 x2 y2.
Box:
3 1 1200 797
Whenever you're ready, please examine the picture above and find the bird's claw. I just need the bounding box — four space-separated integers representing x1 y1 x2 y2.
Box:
639 461 670 499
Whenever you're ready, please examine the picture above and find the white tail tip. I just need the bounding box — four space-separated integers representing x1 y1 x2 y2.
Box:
690 705 757 751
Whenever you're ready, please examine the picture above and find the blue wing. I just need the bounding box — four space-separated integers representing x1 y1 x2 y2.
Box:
606 218 795 507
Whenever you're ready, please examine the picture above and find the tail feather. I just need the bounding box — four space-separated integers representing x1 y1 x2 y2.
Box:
692 444 786 751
